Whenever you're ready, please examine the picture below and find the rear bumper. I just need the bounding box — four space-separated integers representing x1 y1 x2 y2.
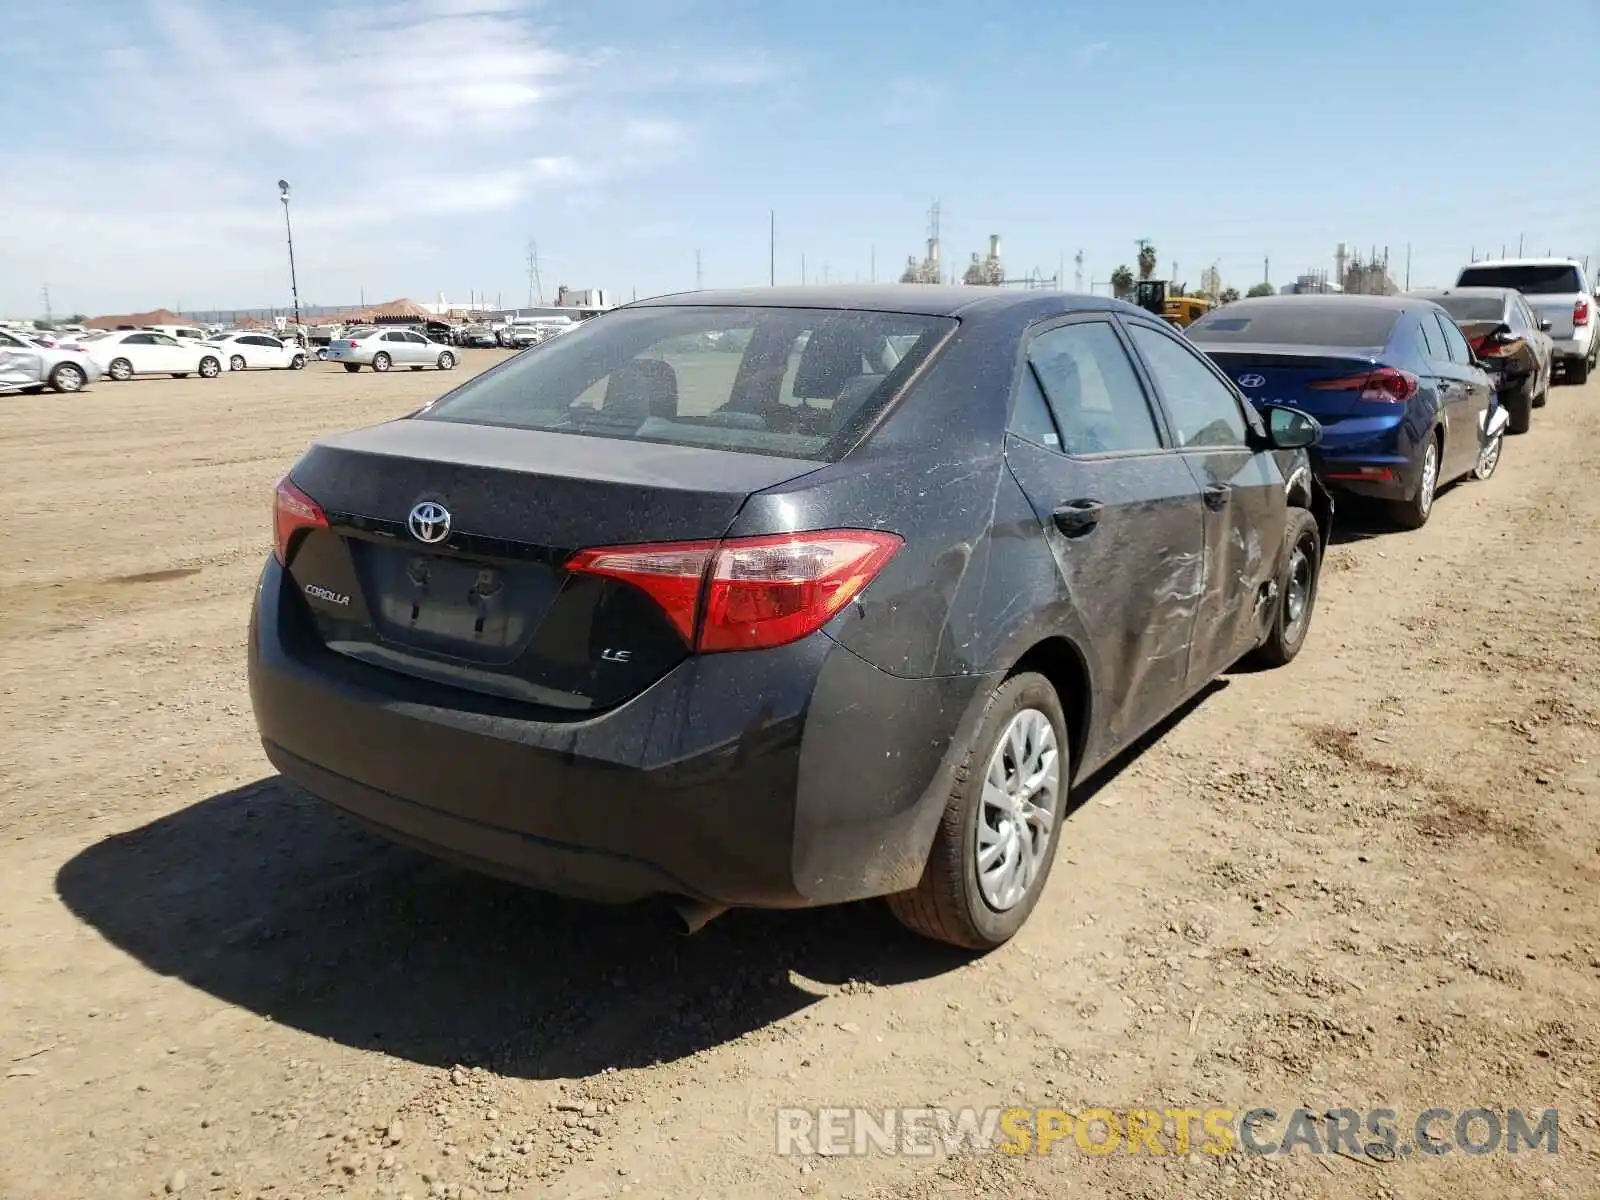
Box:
1552 328 1593 362
248 557 991 908
1310 413 1419 501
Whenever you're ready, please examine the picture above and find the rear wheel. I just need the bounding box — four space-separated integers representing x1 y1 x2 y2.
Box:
342 363 362 373
198 356 220 379
437 351 456 370
372 352 391 373
1249 508 1321 668
886 672 1068 950
48 363 86 393
108 358 133 382
229 354 246 372
1472 425 1504 480
1388 434 1439 530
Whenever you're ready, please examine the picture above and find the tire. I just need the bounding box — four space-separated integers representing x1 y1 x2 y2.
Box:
108 357 133 382
48 363 86 393
1570 358 1590 386
342 363 361 373
372 352 391 373
1249 508 1321 668
229 354 246 373
1531 379 1548 408
1388 433 1440 530
437 351 456 370
290 355 306 370
1507 387 1533 432
198 356 221 379
1472 425 1505 481
886 672 1069 950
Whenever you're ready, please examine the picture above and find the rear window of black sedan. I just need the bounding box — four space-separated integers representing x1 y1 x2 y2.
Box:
415 305 956 460
1188 302 1401 349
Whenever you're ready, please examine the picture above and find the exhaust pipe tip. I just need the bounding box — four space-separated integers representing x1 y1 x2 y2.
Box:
667 898 729 936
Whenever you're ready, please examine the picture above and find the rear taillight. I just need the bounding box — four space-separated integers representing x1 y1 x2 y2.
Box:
1574 297 1590 328
1309 366 1419 403
567 529 903 653
1472 333 1524 359
273 476 327 565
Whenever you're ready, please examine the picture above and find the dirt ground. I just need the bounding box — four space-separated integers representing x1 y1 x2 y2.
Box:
1 355 1597 1200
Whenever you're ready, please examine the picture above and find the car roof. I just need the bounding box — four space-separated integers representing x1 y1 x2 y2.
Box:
1213 293 1418 311
1461 257 1581 268
628 284 1139 320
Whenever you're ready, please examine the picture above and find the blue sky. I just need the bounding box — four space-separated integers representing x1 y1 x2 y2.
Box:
3 0 1597 317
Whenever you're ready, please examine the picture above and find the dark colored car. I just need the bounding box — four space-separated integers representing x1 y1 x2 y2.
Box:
249 286 1328 950
1188 295 1500 529
1409 287 1552 433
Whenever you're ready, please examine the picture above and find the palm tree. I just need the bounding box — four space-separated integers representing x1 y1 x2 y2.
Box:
1219 287 1241 304
1110 265 1135 299
1136 239 1158 281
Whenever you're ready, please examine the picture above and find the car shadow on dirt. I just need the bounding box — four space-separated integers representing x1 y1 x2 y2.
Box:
55 688 1219 1081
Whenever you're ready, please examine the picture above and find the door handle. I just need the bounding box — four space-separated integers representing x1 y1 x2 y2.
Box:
1203 483 1232 510
1052 499 1103 536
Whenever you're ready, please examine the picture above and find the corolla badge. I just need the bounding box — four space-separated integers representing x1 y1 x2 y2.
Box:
408 501 452 544
1237 373 1266 389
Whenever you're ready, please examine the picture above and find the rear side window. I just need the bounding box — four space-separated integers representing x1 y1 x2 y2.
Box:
1127 323 1250 448
1415 316 1439 358
1026 322 1162 455
1189 302 1401 349
1434 314 1473 364
418 305 955 461
1456 264 1582 294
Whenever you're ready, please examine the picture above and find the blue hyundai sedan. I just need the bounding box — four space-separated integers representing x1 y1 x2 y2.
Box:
1188 295 1498 528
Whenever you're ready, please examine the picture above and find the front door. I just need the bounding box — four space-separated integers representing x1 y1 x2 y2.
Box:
1002 316 1205 751
1121 317 1288 682
0 331 45 390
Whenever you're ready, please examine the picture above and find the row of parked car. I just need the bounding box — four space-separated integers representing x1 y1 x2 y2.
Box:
250 259 1591 954
0 324 321 393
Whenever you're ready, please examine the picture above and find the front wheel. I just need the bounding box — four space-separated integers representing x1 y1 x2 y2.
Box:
108 358 134 382
49 363 86 393
1249 508 1321 668
437 351 456 370
1472 426 1505 481
372 352 391 373
229 354 246 373
342 362 361 373
289 354 306 370
198 356 221 379
886 672 1068 950
1388 435 1439 530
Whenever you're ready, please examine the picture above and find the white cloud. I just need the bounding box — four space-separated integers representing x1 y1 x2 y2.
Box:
1 0 771 313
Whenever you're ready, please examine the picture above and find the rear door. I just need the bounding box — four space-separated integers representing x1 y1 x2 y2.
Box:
1431 311 1489 478
1001 316 1206 748
0 331 45 390
119 333 164 374
405 331 434 364
1123 317 1287 682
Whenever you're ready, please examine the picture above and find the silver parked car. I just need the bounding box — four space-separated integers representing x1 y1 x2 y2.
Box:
1410 286 1554 433
325 326 459 373
0 327 102 394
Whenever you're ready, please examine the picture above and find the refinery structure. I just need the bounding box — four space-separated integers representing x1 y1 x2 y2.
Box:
898 202 1059 289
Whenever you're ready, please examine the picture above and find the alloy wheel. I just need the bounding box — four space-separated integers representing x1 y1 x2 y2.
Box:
974 708 1061 912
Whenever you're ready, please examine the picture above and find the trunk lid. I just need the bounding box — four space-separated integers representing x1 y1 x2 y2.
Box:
1526 296 1576 339
282 418 822 711
1200 344 1387 420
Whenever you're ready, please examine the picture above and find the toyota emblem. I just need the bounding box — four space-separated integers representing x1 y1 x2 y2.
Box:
408 501 451 545
1237 373 1266 389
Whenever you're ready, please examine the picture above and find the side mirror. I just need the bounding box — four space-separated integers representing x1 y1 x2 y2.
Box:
1538 319 1553 332
1261 404 1322 450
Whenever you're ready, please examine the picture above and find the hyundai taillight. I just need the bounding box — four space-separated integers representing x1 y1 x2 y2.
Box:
273 476 327 564
1574 297 1590 328
1308 366 1419 403
567 529 903 653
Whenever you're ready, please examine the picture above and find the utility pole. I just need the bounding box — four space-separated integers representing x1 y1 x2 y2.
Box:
40 284 51 324
1518 233 1524 256
695 249 703 291
1405 243 1411 290
870 244 875 283
1075 250 1084 292
769 210 776 286
1264 254 1270 285
801 253 807 285
277 180 303 335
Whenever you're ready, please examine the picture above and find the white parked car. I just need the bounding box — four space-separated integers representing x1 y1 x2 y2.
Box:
81 330 228 381
207 331 307 372
324 326 457 373
1454 258 1596 385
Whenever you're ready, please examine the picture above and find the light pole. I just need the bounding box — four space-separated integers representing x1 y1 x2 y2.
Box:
278 179 303 340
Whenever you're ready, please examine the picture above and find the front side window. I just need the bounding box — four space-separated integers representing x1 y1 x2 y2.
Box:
1026 322 1163 455
418 305 954 461
1127 323 1249 448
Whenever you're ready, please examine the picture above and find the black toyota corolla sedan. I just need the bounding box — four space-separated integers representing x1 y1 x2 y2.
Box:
250 286 1329 949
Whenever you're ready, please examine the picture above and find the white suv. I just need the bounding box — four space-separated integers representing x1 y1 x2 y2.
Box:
1454 258 1595 384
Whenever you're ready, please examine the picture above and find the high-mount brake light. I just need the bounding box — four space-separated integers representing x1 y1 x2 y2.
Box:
273 476 328 565
567 530 904 653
